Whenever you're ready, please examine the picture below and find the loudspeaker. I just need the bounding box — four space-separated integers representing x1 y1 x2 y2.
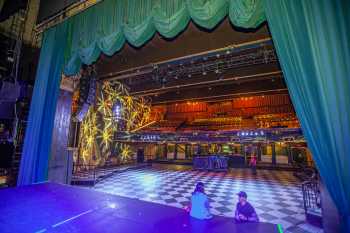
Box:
0 142 13 168
68 121 80 148
0 0 28 22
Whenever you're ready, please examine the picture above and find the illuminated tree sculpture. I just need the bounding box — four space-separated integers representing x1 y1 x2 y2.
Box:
77 81 151 167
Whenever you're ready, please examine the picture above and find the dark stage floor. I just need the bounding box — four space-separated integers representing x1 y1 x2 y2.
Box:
0 183 280 233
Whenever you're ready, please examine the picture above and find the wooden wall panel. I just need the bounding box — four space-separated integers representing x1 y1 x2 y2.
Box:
48 90 73 184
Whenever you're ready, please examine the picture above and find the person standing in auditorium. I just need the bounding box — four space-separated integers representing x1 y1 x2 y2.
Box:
250 152 257 175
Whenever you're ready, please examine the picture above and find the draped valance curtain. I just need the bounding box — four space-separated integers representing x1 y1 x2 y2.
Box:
63 0 265 75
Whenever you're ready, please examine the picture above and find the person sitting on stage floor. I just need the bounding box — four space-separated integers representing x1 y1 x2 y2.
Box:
234 191 259 223
185 182 213 220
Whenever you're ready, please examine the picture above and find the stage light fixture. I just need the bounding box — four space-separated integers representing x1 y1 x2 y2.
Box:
112 100 122 121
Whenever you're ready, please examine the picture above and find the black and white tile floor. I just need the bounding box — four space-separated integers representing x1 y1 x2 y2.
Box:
93 165 323 233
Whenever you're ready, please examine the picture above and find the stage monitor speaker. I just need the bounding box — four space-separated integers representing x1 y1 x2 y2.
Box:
0 142 14 168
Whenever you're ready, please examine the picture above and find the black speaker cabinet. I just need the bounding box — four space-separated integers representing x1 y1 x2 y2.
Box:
0 141 14 168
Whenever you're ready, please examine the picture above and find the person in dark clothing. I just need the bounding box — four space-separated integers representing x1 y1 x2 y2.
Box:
234 191 259 223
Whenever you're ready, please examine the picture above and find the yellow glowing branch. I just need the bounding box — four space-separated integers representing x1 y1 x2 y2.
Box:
121 144 132 161
99 127 113 149
78 81 151 167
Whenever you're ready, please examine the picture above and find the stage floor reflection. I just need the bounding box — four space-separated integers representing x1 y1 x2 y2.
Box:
0 182 278 233
94 164 309 232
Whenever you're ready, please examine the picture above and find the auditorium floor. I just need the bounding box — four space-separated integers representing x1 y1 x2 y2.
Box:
93 164 323 233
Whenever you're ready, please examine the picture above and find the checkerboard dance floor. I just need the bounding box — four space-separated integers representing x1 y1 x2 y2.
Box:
93 165 323 233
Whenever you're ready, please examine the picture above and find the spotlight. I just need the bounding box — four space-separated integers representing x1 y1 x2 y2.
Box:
113 100 122 121
108 203 117 209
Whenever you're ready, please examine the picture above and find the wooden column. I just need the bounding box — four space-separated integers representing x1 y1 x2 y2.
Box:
271 143 276 165
174 144 178 160
163 143 168 159
287 144 293 164
257 144 262 162
48 88 73 184
185 144 189 159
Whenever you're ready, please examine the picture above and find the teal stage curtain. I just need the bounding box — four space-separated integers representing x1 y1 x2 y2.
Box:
18 22 69 185
264 0 350 232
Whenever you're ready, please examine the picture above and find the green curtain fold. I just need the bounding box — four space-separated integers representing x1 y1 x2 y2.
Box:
264 0 350 232
62 0 266 75
229 0 265 28
18 21 69 185
187 0 229 29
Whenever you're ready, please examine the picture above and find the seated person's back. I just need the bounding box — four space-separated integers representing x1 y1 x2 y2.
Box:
190 182 212 219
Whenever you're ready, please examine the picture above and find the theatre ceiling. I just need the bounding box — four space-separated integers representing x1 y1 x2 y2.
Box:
96 19 287 104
